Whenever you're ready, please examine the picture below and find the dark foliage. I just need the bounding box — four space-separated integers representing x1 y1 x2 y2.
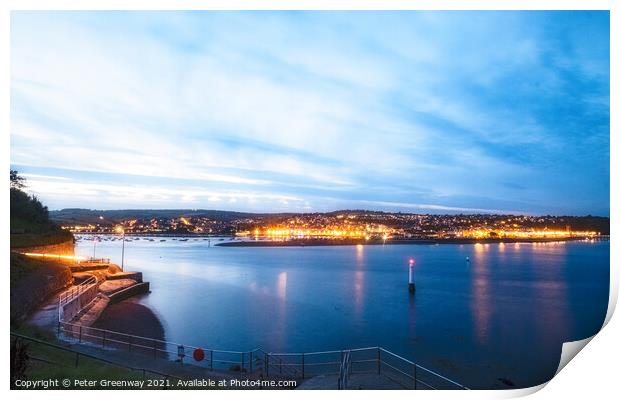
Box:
9 170 73 244
10 169 26 189
11 188 50 229
10 338 30 387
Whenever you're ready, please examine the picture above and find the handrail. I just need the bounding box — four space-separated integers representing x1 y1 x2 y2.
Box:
60 320 247 355
59 275 98 307
269 346 378 357
379 347 468 389
10 332 182 380
337 350 351 389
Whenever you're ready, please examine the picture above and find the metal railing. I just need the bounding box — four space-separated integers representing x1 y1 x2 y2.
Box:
337 350 351 389
11 332 182 382
380 347 469 389
58 320 261 373
82 257 111 264
58 275 98 307
57 318 467 389
258 347 468 389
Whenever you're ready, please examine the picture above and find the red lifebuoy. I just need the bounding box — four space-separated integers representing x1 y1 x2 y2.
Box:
193 348 205 361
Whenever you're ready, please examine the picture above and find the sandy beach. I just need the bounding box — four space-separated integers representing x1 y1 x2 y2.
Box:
92 297 165 342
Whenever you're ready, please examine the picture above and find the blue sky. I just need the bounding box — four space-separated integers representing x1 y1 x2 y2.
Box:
10 11 609 215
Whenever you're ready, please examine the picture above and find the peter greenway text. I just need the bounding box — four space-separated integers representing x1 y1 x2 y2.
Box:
13 378 298 389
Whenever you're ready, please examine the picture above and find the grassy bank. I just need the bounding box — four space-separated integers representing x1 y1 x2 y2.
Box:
11 326 148 389
10 253 73 327
10 230 74 249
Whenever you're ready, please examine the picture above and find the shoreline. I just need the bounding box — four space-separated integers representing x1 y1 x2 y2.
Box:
216 236 604 247
91 296 165 342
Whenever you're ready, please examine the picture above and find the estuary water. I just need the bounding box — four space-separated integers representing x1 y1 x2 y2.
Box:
76 238 609 389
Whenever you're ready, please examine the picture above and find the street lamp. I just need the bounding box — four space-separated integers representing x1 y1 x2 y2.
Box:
93 235 99 259
116 226 125 271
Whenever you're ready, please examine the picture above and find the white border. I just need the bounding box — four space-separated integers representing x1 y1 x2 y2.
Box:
1 1 616 399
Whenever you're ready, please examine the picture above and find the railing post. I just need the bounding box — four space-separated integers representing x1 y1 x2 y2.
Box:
413 364 417 389
279 358 282 374
249 351 253 373
301 353 305 379
265 353 269 377
350 351 353 375
241 352 245 372
377 348 381 375
78 325 82 343
210 350 214 371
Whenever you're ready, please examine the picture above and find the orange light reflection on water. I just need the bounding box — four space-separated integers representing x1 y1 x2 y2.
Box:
471 243 490 345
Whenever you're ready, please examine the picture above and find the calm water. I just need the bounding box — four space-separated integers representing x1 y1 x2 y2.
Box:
76 238 609 388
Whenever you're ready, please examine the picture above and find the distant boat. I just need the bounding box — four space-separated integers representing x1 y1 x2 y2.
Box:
160 239 166 242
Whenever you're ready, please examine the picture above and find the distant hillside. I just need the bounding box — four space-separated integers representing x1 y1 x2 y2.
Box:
49 208 296 224
48 208 610 236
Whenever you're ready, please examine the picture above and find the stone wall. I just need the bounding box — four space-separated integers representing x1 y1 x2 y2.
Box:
108 282 150 304
17 238 75 255
10 255 74 325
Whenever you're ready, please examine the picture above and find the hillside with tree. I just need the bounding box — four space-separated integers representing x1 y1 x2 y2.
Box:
10 170 73 249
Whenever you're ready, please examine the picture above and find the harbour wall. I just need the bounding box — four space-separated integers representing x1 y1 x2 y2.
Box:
16 238 75 255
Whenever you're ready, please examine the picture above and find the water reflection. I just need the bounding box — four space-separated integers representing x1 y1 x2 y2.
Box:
354 245 365 317
277 271 288 300
530 244 569 350
471 243 490 344
274 271 288 348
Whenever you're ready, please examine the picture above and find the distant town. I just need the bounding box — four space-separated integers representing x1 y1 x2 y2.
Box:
51 209 609 240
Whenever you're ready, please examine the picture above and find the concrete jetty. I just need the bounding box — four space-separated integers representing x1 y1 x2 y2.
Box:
63 262 150 327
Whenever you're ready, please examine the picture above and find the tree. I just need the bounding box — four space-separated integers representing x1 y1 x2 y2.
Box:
10 170 26 189
10 170 53 233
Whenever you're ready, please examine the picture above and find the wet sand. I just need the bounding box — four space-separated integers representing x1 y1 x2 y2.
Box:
92 297 165 342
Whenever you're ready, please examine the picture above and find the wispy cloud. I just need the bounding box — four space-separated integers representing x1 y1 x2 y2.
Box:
10 11 609 215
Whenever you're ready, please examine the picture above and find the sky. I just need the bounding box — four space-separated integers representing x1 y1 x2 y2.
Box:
10 11 610 215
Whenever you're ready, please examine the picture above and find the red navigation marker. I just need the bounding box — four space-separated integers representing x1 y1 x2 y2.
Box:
193 348 205 361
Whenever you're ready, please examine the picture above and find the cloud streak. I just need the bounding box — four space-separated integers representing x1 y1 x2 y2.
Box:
10 11 610 215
